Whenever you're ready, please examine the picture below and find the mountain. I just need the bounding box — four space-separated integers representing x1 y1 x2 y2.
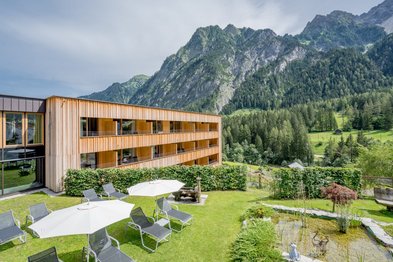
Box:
129 25 307 113
368 33 393 76
298 10 386 51
360 0 393 33
84 0 393 114
80 75 149 103
222 48 392 114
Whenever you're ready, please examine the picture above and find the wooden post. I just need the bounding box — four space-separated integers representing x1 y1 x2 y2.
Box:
258 172 262 189
197 176 201 203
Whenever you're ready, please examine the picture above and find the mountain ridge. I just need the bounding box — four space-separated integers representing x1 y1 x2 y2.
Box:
82 0 393 114
79 74 149 104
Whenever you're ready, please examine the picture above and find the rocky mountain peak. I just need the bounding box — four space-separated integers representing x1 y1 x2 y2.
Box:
360 0 393 33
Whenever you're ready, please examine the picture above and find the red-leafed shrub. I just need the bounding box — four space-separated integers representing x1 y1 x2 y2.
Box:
321 183 357 212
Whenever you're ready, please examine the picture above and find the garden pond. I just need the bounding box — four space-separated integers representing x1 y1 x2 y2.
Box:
274 214 392 262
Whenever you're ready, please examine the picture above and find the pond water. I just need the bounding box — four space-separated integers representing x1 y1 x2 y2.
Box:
274 214 392 262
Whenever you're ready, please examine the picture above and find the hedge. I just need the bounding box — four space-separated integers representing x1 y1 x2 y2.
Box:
272 167 362 199
64 165 247 196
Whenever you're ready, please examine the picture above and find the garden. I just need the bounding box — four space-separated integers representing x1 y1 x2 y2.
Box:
1 164 393 261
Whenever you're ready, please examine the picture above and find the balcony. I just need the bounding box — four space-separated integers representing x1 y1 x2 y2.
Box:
80 118 218 138
80 131 219 154
83 145 219 170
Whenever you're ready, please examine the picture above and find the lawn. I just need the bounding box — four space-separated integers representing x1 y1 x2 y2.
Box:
0 190 263 262
308 129 393 155
262 197 393 223
223 161 260 171
2 165 36 189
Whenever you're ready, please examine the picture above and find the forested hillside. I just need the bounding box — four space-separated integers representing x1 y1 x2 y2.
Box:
223 89 393 166
222 49 393 113
222 109 314 165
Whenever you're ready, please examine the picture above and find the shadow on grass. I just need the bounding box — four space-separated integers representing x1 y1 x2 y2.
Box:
124 228 170 253
362 209 393 220
60 248 86 262
248 195 272 203
0 241 17 252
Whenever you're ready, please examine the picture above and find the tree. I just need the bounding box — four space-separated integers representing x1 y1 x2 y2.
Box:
321 183 357 233
255 135 264 153
357 143 393 178
323 139 336 166
321 183 358 212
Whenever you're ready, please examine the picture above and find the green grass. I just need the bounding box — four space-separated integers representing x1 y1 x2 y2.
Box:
262 197 393 223
308 129 393 155
223 161 259 171
383 225 393 237
0 190 264 262
2 166 36 189
334 112 348 129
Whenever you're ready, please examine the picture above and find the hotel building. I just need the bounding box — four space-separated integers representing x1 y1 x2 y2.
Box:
0 95 222 195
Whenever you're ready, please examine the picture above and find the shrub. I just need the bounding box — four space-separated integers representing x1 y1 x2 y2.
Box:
272 167 362 199
241 205 274 221
321 183 357 212
64 165 247 196
19 169 30 177
349 218 362 228
337 216 350 233
230 219 283 262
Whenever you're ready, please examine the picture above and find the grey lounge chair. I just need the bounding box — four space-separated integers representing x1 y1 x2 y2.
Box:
102 183 127 200
87 228 134 262
27 246 63 262
0 210 26 245
82 189 103 202
26 203 52 225
128 207 171 252
156 197 193 232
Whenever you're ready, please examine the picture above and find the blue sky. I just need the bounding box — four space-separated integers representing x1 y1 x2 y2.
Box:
0 0 383 98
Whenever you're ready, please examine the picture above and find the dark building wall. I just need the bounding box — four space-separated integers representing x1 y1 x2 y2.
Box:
0 95 45 113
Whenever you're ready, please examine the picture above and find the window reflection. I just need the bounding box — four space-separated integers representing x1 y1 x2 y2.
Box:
80 153 97 168
6 113 23 145
122 120 136 135
28 114 43 144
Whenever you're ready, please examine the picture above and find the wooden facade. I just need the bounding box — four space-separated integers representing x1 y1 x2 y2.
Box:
45 96 222 192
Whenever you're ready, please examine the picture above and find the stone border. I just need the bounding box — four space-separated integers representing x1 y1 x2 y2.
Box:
263 203 393 248
282 252 322 262
0 188 64 201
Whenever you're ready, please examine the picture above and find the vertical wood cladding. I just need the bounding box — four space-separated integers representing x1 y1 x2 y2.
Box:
45 97 222 192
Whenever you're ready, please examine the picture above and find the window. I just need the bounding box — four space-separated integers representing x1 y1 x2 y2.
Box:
80 153 97 169
122 120 136 135
27 114 43 144
153 145 163 158
88 118 98 136
170 121 181 133
153 121 163 134
120 148 137 164
177 143 185 153
5 113 23 145
80 118 98 136
80 118 87 137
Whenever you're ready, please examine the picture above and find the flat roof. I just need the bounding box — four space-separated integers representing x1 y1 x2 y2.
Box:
0 93 45 101
47 95 221 117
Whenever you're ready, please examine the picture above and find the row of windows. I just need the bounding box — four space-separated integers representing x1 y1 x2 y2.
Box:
2 113 44 146
81 142 219 169
80 118 217 137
